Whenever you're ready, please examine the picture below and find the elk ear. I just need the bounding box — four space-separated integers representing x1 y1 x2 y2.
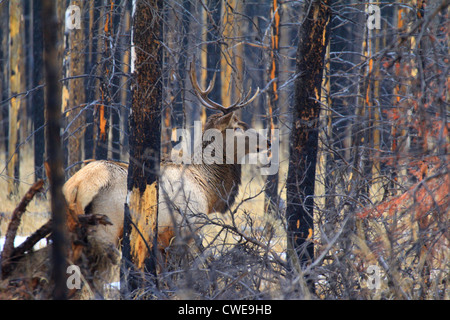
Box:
216 112 235 131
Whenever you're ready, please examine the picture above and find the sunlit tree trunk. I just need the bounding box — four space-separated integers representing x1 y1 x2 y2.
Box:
64 1 86 175
119 6 131 161
0 3 9 174
206 0 222 115
7 0 25 196
220 0 234 109
315 40 331 229
368 0 384 204
199 3 208 129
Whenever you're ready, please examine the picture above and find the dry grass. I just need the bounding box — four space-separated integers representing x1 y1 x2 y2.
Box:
0 151 50 237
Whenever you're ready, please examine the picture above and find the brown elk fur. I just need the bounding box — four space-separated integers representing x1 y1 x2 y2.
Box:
61 65 264 271
62 111 266 255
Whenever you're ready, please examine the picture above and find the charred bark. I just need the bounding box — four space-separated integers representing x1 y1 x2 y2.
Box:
286 0 330 270
42 0 68 300
121 0 163 295
32 0 46 182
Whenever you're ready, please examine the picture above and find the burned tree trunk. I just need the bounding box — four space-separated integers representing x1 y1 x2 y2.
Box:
121 0 163 294
264 0 281 223
32 0 46 182
286 0 330 269
42 0 68 300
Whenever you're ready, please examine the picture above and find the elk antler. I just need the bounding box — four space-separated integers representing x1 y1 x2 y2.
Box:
189 61 259 114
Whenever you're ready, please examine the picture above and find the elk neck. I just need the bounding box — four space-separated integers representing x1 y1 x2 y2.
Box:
188 162 242 214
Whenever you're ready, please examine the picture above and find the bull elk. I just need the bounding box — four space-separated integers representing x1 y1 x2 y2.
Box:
63 63 267 258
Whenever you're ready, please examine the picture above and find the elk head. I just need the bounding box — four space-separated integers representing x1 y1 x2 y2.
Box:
189 62 268 165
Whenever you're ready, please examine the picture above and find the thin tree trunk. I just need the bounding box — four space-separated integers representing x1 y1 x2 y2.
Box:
220 0 234 109
110 1 125 161
7 0 25 197
199 3 208 129
206 0 222 116
368 0 383 204
119 6 131 161
264 0 281 224
32 0 46 182
286 0 330 270
65 0 86 174
42 0 68 300
0 3 9 174
95 2 111 160
315 41 331 229
121 0 163 295
84 1 98 160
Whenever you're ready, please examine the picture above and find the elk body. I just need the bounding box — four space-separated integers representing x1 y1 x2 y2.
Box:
63 65 265 255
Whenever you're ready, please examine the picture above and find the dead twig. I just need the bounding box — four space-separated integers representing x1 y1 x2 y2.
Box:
10 220 52 260
1 180 44 279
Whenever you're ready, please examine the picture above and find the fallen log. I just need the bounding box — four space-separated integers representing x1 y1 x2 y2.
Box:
1 180 44 279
